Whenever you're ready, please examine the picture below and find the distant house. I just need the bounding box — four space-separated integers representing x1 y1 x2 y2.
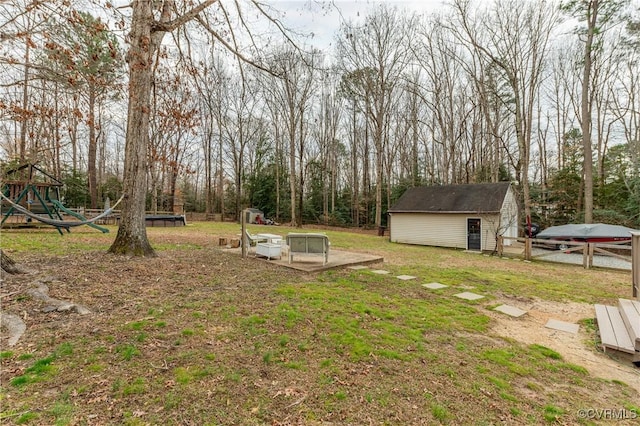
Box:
388 182 519 252
244 208 265 224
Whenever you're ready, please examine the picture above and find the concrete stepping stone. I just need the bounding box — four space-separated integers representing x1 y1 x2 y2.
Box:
545 319 579 335
396 275 416 281
422 282 448 290
494 304 527 318
348 265 369 270
454 292 485 301
371 270 390 275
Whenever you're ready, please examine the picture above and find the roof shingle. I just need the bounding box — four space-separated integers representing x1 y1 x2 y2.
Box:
388 182 512 214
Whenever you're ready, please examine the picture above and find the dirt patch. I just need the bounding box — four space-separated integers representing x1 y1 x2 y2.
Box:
489 296 640 393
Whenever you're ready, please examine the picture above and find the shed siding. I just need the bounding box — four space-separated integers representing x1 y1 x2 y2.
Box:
390 213 462 249
500 188 519 244
390 212 501 251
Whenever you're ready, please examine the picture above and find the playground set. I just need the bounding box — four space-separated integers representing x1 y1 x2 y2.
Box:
1 163 116 234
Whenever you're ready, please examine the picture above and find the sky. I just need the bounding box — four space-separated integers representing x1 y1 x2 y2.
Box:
267 0 447 49
103 0 446 53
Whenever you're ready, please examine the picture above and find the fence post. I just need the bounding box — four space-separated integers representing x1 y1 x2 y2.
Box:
524 237 532 261
632 232 640 299
582 243 594 269
241 209 247 259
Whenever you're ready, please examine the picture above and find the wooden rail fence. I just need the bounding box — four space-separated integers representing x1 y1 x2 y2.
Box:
633 232 640 299
497 236 631 270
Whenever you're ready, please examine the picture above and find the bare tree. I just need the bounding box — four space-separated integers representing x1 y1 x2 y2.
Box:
313 69 343 225
224 75 264 221
397 69 425 186
148 59 199 212
261 73 286 222
560 0 628 223
336 5 416 228
591 34 624 194
189 50 225 217
450 0 560 222
547 44 580 173
337 75 367 226
109 0 292 255
414 18 475 184
108 1 217 256
262 46 319 226
610 21 640 204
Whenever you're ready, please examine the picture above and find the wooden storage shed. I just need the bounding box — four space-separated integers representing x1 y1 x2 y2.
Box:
388 182 518 252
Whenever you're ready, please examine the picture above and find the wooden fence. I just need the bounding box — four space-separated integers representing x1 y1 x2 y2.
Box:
497 236 631 270
633 232 640 299
5 209 228 225
77 210 224 224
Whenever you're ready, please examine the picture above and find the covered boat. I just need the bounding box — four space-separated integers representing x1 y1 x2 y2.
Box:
536 223 637 244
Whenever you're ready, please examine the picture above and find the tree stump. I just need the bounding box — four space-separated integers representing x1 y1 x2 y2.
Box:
229 238 240 248
218 237 228 246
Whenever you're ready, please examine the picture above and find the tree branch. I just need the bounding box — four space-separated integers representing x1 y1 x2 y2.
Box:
248 0 301 50
194 14 282 78
151 0 219 33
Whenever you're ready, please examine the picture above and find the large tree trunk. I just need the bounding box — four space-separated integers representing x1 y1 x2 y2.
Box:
581 1 598 224
108 0 158 256
108 0 218 255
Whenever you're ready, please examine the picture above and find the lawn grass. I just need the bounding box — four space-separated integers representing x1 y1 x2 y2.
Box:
0 222 636 424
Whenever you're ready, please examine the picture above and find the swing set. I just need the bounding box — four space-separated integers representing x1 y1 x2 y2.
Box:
1 163 122 235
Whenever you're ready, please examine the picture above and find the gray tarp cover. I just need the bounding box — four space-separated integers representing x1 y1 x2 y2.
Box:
537 223 638 239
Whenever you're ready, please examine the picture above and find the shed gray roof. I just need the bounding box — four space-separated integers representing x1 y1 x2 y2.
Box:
388 182 512 214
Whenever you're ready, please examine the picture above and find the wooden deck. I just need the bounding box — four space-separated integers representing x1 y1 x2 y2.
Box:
247 248 383 272
268 249 384 272
595 299 640 359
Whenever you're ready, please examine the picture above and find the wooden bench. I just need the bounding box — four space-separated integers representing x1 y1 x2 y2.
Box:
618 298 640 351
286 233 330 265
595 304 635 354
594 298 640 362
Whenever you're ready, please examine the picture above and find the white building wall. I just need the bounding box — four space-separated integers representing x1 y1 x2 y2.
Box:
390 213 501 251
500 188 519 244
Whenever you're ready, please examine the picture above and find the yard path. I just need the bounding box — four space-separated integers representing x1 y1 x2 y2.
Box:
490 298 640 394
